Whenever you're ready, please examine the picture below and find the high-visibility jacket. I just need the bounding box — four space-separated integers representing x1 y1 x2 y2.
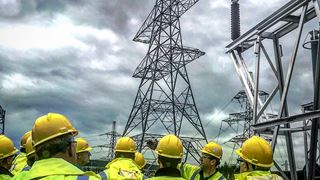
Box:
28 157 100 180
146 167 185 180
0 174 12 180
234 171 284 180
99 158 143 180
11 152 27 175
178 163 226 180
0 166 14 180
12 166 31 180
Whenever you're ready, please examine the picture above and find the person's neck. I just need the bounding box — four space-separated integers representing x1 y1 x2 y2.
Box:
53 153 75 165
203 166 216 178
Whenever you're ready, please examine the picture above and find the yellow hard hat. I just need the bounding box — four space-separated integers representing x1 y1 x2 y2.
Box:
115 137 136 153
155 134 183 158
20 131 32 149
25 136 35 156
32 113 78 147
201 142 223 159
76 137 92 153
236 136 273 167
0 135 18 159
135 151 146 169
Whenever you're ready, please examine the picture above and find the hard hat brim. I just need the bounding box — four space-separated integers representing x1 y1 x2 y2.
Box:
156 150 183 159
33 129 78 147
27 150 36 157
236 148 273 168
0 148 18 160
77 146 93 153
200 150 221 160
115 149 136 153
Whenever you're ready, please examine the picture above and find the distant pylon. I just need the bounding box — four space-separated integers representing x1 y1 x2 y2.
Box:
216 90 273 164
106 121 117 160
123 0 207 165
0 105 5 134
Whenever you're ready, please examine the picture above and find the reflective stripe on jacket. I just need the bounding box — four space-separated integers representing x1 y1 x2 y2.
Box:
99 158 143 180
178 163 226 180
28 157 100 180
11 153 27 175
234 171 284 180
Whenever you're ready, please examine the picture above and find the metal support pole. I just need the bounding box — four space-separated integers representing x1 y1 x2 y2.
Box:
274 5 307 179
238 52 270 121
274 160 290 180
257 86 279 120
313 0 320 21
303 113 309 178
308 29 320 180
253 36 261 124
231 50 254 104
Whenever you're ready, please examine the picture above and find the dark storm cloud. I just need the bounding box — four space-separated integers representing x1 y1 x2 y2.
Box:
64 0 155 37
0 0 313 166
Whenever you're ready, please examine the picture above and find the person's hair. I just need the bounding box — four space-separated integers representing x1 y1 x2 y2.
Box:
20 147 26 153
115 152 135 160
27 154 36 167
35 134 74 160
0 158 4 166
158 155 181 168
252 164 270 171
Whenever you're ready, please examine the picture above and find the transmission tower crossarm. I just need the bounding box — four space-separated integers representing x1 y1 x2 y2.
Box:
133 0 200 43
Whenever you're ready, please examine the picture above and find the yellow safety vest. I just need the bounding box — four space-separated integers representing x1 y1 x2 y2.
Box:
234 171 284 180
178 163 226 180
0 174 12 180
11 153 27 175
0 166 14 180
99 158 143 180
13 165 31 180
147 176 185 180
28 157 100 180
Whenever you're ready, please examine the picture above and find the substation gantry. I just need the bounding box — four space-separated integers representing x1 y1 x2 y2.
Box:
227 0 320 179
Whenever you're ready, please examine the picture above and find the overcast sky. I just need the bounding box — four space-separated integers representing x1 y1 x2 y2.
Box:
0 0 317 170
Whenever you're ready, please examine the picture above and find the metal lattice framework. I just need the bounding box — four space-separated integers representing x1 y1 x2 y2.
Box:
123 0 207 170
217 90 270 145
226 0 320 179
92 121 121 161
0 105 5 134
216 90 274 164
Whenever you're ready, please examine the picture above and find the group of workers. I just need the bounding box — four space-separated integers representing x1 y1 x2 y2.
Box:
0 112 283 179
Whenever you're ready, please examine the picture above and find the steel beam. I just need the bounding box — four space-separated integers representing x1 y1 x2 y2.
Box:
252 110 320 130
307 22 320 180
226 0 309 52
253 36 261 124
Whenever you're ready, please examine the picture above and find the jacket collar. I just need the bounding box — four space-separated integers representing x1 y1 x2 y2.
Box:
154 167 182 177
106 158 135 168
29 158 84 179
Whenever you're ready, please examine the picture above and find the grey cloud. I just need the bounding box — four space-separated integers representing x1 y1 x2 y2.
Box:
0 0 315 167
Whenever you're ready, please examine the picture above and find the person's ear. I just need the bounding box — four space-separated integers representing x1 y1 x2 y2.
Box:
210 159 216 166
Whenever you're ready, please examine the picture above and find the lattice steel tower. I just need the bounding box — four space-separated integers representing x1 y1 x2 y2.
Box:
0 105 5 134
123 0 207 154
